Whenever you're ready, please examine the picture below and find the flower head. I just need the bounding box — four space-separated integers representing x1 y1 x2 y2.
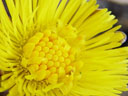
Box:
0 0 128 96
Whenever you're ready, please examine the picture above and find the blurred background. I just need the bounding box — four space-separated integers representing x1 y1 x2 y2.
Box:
97 0 128 96
0 0 128 96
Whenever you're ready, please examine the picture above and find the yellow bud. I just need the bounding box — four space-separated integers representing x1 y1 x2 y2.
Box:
47 42 53 48
40 64 47 70
63 53 68 58
43 37 49 42
42 58 48 64
35 45 42 51
53 45 59 50
49 67 56 73
49 49 55 54
46 54 52 60
56 51 62 56
65 59 71 65
43 47 49 53
35 32 44 39
58 67 65 77
54 62 60 67
47 61 54 68
53 55 58 61
59 57 64 62
39 52 45 57
53 40 58 44
40 41 46 47
61 63 66 67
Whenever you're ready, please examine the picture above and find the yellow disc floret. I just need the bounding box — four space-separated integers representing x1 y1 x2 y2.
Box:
21 29 82 84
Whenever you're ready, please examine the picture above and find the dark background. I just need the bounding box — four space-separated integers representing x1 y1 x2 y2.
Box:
0 0 128 96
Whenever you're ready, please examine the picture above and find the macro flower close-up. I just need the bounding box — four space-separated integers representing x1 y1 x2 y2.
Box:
0 0 128 96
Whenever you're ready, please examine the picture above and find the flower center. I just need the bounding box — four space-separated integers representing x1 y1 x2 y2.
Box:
21 29 78 84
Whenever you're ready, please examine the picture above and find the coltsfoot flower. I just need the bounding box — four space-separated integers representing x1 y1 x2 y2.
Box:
0 0 128 96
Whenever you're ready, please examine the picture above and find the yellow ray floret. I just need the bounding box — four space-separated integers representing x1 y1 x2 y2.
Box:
0 0 128 96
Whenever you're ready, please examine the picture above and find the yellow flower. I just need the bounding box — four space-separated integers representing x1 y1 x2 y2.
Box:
0 0 128 96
